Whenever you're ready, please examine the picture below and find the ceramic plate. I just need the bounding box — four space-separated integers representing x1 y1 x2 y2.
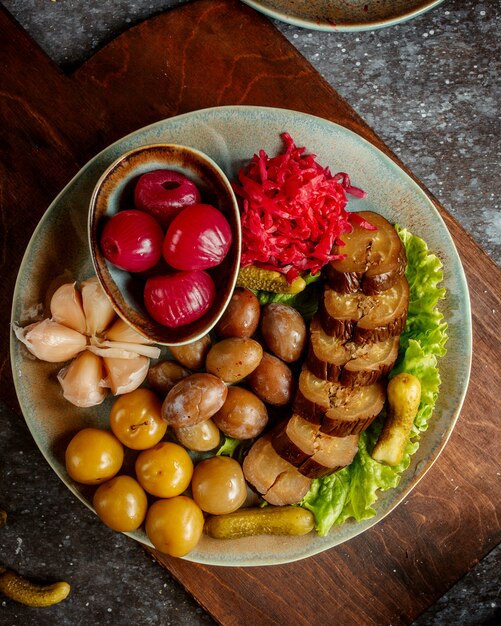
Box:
10 106 471 566
241 0 444 31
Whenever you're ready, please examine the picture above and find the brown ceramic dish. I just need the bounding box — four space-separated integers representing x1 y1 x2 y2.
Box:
89 144 241 346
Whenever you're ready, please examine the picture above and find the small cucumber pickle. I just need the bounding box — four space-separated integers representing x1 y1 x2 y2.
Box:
204 506 315 539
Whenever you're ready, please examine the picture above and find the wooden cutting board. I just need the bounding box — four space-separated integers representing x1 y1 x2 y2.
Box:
1 1 499 624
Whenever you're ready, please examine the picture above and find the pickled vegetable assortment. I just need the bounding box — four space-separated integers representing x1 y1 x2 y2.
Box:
60 217 446 557
63 289 314 556
15 134 448 559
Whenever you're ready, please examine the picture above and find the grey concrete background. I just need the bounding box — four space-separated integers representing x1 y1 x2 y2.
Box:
1 0 499 624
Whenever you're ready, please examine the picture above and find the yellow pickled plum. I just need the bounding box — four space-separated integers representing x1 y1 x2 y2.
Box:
109 388 166 450
65 428 124 485
93 475 148 532
191 456 247 515
135 442 193 498
145 496 204 557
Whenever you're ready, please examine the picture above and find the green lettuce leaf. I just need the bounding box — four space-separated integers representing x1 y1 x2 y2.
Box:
216 436 241 458
300 226 448 535
216 435 254 465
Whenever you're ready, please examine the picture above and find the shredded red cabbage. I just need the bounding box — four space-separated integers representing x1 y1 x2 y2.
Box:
233 133 372 282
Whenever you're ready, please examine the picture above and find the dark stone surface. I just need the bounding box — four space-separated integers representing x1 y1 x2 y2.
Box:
1 0 499 624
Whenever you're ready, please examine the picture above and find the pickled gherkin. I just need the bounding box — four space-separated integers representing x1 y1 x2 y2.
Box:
204 505 314 539
237 266 306 294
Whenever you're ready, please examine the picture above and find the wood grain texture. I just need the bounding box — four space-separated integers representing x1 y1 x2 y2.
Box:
0 1 499 625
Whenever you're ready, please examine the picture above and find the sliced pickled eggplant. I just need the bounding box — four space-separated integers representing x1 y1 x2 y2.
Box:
320 275 409 345
293 368 331 424
271 414 360 478
307 316 399 386
321 380 386 437
294 368 385 436
265 470 312 506
242 434 312 506
353 275 409 345
307 315 350 382
319 288 359 341
299 432 359 479
341 335 399 387
326 211 406 295
272 414 321 466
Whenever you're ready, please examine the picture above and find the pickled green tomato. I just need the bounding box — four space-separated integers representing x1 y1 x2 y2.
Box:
135 441 193 497
109 388 166 450
93 475 148 532
191 456 247 515
145 496 204 557
65 428 124 485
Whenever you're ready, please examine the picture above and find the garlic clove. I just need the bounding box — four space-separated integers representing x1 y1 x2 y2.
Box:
50 282 87 334
105 318 154 344
87 345 139 360
14 319 87 362
102 355 150 395
57 351 107 407
81 276 116 337
88 338 161 359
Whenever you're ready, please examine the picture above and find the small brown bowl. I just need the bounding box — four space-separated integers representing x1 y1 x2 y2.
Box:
88 144 241 346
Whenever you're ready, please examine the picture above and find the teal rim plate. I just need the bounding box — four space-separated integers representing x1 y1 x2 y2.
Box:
241 0 445 31
10 105 471 566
